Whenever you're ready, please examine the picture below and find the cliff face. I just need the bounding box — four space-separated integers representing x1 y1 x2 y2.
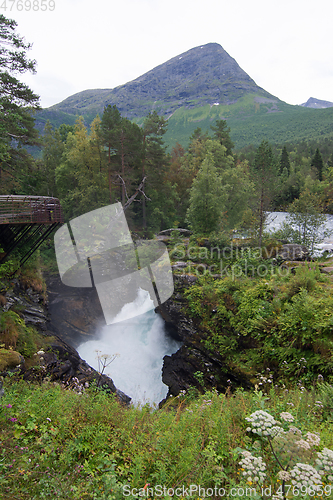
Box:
45 274 105 348
160 275 252 401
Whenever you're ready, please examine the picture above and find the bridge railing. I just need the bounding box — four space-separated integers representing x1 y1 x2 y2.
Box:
0 195 63 224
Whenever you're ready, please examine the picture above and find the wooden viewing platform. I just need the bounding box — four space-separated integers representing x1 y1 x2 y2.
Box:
0 195 64 266
0 195 63 224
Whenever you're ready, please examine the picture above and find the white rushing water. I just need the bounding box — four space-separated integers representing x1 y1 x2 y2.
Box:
77 288 181 406
266 212 333 254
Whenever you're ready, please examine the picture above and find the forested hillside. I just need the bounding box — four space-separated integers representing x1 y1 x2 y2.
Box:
14 104 333 240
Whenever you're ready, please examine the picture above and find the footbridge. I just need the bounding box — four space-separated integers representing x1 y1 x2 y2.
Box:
0 195 64 266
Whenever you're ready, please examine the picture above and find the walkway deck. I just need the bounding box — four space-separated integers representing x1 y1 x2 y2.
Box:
0 195 64 266
0 195 63 224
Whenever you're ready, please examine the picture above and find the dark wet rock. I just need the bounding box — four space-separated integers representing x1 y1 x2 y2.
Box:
171 261 189 270
45 274 105 347
159 274 253 403
18 340 131 405
1 275 131 405
162 346 242 397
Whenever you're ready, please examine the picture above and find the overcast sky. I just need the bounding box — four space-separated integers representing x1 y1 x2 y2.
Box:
6 0 333 109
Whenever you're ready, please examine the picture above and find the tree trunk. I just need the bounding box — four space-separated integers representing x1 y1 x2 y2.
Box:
142 134 147 232
108 142 112 203
120 131 126 206
258 185 264 248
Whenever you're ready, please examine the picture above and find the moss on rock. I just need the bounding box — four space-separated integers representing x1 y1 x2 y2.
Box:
0 349 24 372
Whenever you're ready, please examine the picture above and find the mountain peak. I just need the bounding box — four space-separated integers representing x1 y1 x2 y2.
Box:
49 42 273 119
300 97 333 109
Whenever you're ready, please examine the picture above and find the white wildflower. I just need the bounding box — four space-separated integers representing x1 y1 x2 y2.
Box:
289 463 322 491
245 410 283 437
316 448 333 478
288 426 302 435
306 432 320 447
280 411 294 422
239 450 266 483
296 439 311 450
277 470 291 481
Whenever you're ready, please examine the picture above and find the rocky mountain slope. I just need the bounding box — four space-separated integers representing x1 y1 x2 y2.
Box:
45 43 274 120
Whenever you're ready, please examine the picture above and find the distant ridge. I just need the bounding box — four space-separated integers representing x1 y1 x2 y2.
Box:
300 97 333 109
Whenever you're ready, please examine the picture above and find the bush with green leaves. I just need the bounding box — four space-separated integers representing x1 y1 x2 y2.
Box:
184 264 333 386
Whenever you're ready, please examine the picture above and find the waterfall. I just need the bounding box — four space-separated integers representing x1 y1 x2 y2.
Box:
77 288 181 406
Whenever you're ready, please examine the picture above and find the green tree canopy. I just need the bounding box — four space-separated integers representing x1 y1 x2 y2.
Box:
186 151 226 235
311 148 324 182
210 119 234 156
282 189 330 253
0 14 40 193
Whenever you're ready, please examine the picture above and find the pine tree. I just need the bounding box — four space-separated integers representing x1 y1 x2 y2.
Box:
101 104 122 202
141 111 170 231
252 141 277 247
41 121 64 197
0 14 40 192
210 119 234 156
279 146 290 175
311 148 324 181
101 105 143 206
186 152 226 235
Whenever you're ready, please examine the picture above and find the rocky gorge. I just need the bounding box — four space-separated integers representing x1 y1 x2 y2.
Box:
0 267 252 407
1 242 323 407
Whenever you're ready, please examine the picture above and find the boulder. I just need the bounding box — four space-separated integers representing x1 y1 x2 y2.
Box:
158 228 192 237
276 244 310 261
171 261 189 270
0 349 24 372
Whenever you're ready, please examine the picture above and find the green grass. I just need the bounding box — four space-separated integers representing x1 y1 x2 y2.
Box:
1 378 333 499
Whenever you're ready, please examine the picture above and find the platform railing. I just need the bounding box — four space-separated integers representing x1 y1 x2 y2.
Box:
0 195 63 224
